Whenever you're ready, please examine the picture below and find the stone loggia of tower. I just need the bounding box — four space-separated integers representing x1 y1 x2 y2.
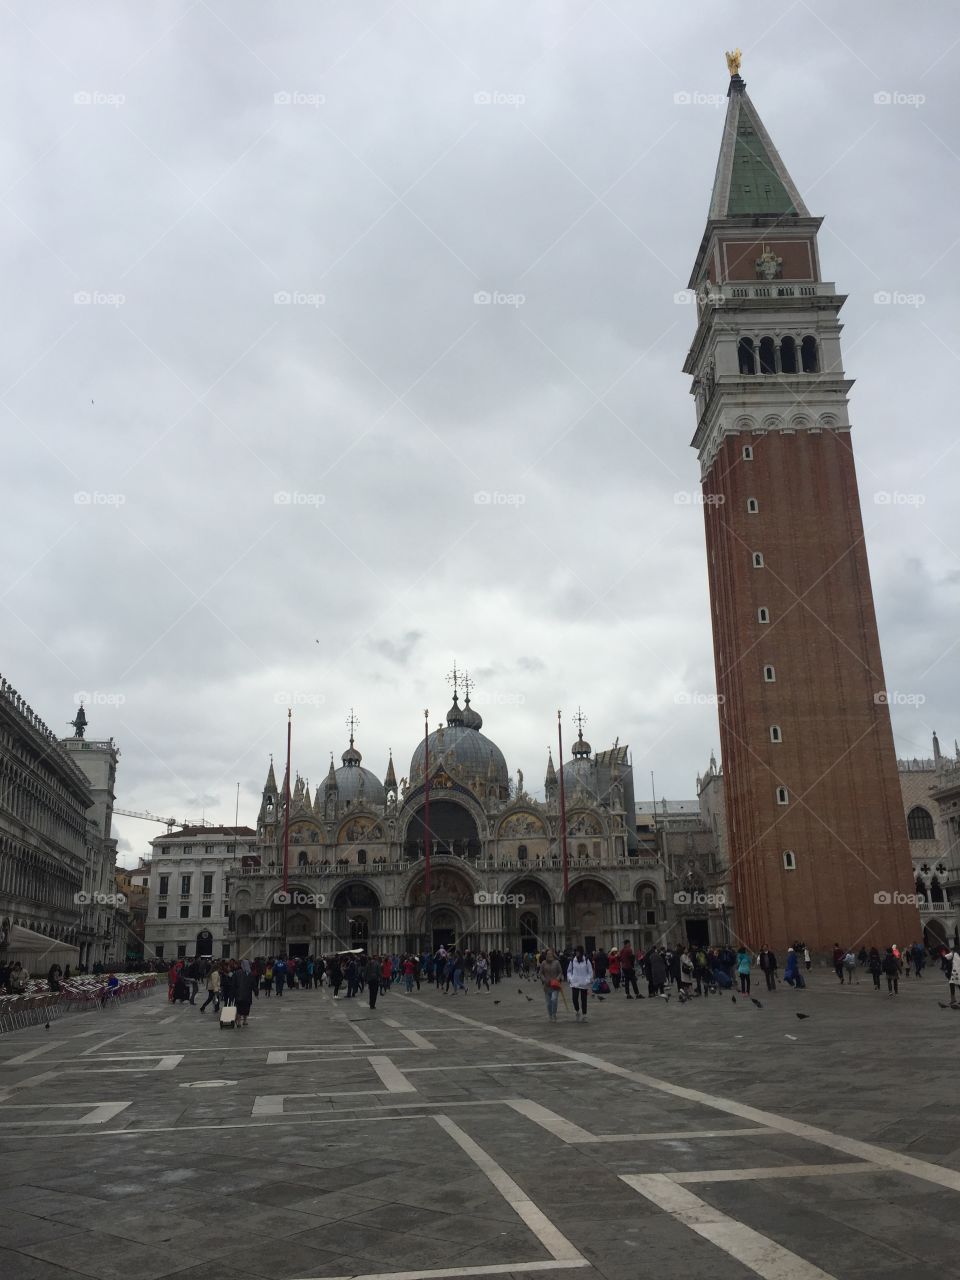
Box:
682 64 920 954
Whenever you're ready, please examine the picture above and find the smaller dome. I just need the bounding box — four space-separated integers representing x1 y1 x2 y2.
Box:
571 730 591 758
446 694 465 727
462 694 483 730
342 740 362 766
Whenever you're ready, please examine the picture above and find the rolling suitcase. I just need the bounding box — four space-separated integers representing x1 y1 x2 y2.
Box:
219 1005 237 1030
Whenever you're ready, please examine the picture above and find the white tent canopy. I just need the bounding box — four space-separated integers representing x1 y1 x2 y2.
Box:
5 924 80 975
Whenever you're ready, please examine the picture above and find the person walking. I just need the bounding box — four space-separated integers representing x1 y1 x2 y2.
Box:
678 947 694 1000
538 948 563 1022
646 948 665 997
783 948 805 989
365 953 381 1009
868 947 882 990
274 957 286 997
262 961 273 997
234 966 255 1027
329 956 343 999
402 955 417 993
842 950 858 984
736 946 752 994
882 946 900 995
758 945 778 991
947 947 960 1006
607 948 621 991
567 946 593 1022
620 941 641 999
200 965 221 1013
832 944 845 982
803 945 812 972
474 953 490 991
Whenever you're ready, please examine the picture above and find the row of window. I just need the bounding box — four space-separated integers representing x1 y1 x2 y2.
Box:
158 874 216 896
738 335 819 375
157 903 227 919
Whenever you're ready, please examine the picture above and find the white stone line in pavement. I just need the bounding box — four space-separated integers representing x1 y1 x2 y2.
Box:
79 1054 184 1074
157 1014 179 1025
2 1043 64 1066
264 1047 419 1065
294 1262 587 1280
368 1055 417 1093
252 1054 416 1115
80 1032 131 1056
623 1174 838 1280
436 1115 588 1266
405 996 960 1195
344 1018 374 1045
399 1028 436 1049
508 1099 769 1146
668 1163 871 1184
0 1101 132 1126
404 1061 557 1074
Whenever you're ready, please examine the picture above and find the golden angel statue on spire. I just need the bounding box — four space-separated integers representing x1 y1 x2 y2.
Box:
725 48 742 77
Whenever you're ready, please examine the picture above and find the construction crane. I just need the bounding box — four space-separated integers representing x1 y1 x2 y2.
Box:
113 807 210 833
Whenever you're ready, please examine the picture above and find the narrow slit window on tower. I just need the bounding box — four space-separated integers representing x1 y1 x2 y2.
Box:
742 444 753 460
738 337 756 375
776 786 789 805
747 497 759 514
758 607 770 624
759 336 777 374
801 335 819 373
770 724 782 742
752 551 764 568
783 850 796 870
764 665 776 682
780 335 798 373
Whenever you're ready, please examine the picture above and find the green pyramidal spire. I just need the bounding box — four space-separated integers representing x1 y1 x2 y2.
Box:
709 73 809 219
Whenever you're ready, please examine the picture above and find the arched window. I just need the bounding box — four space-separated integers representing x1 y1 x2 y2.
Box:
297 850 308 867
907 806 935 840
776 786 788 805
764 665 776 682
747 497 759 514
758 607 770 624
759 336 777 374
783 850 796 870
742 444 754 460
801 336 819 373
780 336 798 374
357 848 367 865
576 842 588 858
753 551 764 568
517 844 528 862
930 875 945 904
770 725 782 742
738 337 756 375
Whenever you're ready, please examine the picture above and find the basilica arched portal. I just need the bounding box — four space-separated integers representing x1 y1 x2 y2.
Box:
403 799 481 861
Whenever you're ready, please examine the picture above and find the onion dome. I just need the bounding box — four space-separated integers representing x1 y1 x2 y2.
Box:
409 706 509 796
462 692 483 730
571 727 591 758
446 693 465 727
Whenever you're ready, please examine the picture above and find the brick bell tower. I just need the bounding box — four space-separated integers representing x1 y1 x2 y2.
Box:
683 56 919 954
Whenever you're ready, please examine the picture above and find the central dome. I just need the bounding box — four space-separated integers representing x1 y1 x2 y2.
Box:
409 696 509 796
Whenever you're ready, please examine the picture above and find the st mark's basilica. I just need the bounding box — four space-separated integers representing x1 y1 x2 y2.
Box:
228 678 671 958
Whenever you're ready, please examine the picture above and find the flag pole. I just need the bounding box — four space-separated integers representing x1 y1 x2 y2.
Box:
282 709 292 895
423 709 432 953
557 709 569 948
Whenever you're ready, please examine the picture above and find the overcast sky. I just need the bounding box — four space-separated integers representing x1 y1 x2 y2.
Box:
2 2 957 867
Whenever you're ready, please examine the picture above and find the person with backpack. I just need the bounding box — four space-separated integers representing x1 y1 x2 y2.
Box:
678 947 694 1000
274 957 286 997
365 953 382 1008
693 947 709 996
234 966 255 1028
607 948 621 990
567 945 593 1022
842 950 858 984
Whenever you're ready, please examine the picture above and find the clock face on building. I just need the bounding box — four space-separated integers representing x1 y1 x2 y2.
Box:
199 930 211 940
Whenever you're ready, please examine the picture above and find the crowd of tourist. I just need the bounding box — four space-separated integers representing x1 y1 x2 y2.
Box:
158 938 960 1024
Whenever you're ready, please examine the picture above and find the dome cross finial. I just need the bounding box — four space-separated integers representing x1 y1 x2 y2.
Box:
346 707 359 747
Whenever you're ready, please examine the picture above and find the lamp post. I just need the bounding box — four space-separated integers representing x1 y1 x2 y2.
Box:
557 710 570 950
423 709 432 954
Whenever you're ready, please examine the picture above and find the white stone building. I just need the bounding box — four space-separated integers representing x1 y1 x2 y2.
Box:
145 825 256 962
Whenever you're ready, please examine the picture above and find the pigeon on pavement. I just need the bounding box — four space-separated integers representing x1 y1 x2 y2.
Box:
796 1012 810 1020
751 998 763 1009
